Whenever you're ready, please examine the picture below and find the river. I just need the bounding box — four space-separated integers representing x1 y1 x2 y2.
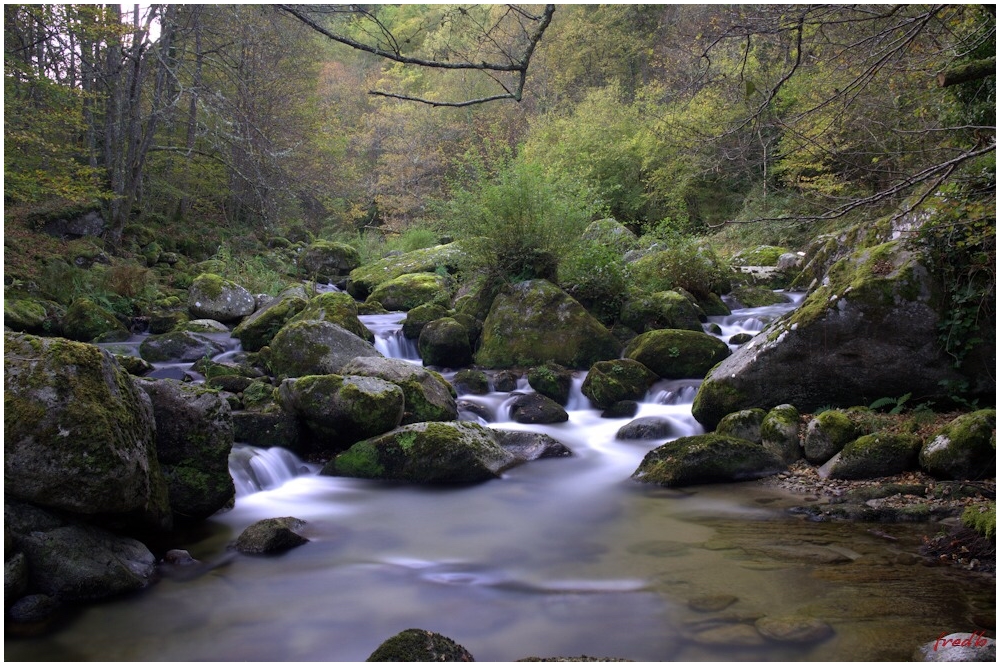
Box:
5 295 993 661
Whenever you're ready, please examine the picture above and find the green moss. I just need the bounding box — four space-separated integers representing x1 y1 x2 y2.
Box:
623 328 730 379
831 433 922 480
191 273 226 300
691 378 748 431
731 245 790 267
348 242 465 301
367 272 451 312
366 629 473 662
331 440 385 478
961 502 996 539
632 433 785 487
4 297 48 333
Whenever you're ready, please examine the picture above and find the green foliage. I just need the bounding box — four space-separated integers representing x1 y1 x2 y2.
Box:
868 393 912 415
558 241 630 325
210 244 291 296
441 151 598 291
630 233 732 299
962 502 996 540
36 259 159 318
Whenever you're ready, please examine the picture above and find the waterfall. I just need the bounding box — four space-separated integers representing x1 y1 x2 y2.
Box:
229 444 312 496
360 312 422 362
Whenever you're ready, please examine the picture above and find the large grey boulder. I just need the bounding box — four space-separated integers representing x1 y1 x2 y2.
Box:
268 320 382 378
322 421 519 484
4 333 171 530
136 379 235 521
188 273 256 323
476 280 620 369
340 356 457 424
298 240 361 282
693 240 986 430
278 374 404 451
287 291 374 342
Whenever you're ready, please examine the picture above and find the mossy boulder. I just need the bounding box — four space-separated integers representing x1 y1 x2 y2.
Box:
527 363 573 405
620 291 704 334
803 410 859 465
366 272 451 312
630 246 732 298
4 333 171 530
114 354 154 377
716 408 767 443
62 298 131 343
919 409 996 480
692 239 985 430
493 430 573 461
288 291 373 343
231 293 308 352
187 273 256 323
731 245 791 267
4 297 50 334
476 280 620 369
401 303 451 340
234 517 309 555
322 421 518 484
139 330 226 363
616 416 679 441
581 218 640 253
136 379 235 521
623 329 730 379
268 320 382 379
298 240 361 282
581 359 658 409
452 369 490 395
632 434 786 487
508 392 569 424
367 628 475 662
178 318 229 334
418 317 472 368
827 433 922 480
761 404 802 464
728 285 791 309
278 374 404 451
232 386 301 451
340 356 457 425
347 242 465 301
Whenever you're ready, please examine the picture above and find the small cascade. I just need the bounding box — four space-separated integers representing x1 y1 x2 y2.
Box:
360 312 422 362
647 379 701 405
229 445 313 496
565 375 592 411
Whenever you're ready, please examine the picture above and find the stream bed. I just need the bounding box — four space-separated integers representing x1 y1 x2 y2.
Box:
5 297 994 661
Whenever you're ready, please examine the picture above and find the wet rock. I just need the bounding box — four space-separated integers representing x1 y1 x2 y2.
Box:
919 410 996 480
602 401 640 419
493 370 520 392
401 303 451 340
452 369 490 395
234 517 308 555
323 421 518 484
632 434 785 487
828 433 922 480
623 328 730 379
179 318 230 333
136 379 235 521
476 279 620 370
751 543 855 565
581 359 658 409
188 273 256 323
231 292 308 352
419 317 473 368
620 290 704 334
4 333 170 530
368 272 451 312
139 329 226 363
527 363 573 405
367 628 474 662
495 430 572 461
348 242 465 301
616 417 678 441
761 404 802 464
688 594 738 612
803 410 859 465
298 240 361 282
5 551 28 610
7 594 61 626
340 356 458 425
288 291 374 343
729 332 754 345
716 408 766 443
268 320 382 378
913 632 995 662
509 393 569 424
62 297 131 342
755 616 834 643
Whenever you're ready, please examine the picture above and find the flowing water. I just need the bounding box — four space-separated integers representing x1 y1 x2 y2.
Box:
7 295 993 662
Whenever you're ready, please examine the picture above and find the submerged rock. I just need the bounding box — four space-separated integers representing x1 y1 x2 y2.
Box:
323 421 518 484
632 434 785 487
754 616 834 643
367 628 474 662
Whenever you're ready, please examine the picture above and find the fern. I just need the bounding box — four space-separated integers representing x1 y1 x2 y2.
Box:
869 393 912 415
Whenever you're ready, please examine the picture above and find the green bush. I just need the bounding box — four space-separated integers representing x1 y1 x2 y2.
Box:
630 233 732 298
559 241 630 325
387 227 440 254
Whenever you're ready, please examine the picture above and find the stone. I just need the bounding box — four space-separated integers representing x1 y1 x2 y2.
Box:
716 408 767 443
829 433 922 480
602 401 640 419
761 404 802 464
914 632 995 662
234 517 308 555
623 329 731 379
755 616 834 643
919 409 996 480
287 291 373 343
688 594 738 612
508 392 569 424
632 434 785 487
803 410 859 465
616 417 679 441
340 356 458 425
527 363 574 405
620 290 704 334
581 359 658 409
494 430 573 461
139 329 226 363
347 242 465 301
367 628 474 662
418 317 473 368
298 240 361 282
268 320 382 378
4 297 52 335
452 369 490 395
728 285 790 308
367 272 451 312
401 303 450 340
62 298 131 343
188 273 256 323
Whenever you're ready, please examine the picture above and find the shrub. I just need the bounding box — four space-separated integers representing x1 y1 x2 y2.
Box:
630 233 732 298
559 241 630 325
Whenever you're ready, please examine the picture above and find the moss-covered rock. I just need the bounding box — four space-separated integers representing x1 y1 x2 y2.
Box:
278 374 404 451
803 410 859 465
347 242 465 301
178 318 229 334
139 330 226 363
761 404 802 464
581 218 640 253
728 285 790 309
581 359 658 409
288 291 373 342
62 298 131 343
298 240 361 282
452 369 490 396
616 416 679 441
527 363 573 405
401 303 451 340
493 430 573 462
187 273 255 323
231 293 308 352
620 291 704 334
919 409 996 480
418 317 472 368
114 354 154 377
716 408 767 443
632 434 786 487
322 421 518 484
234 517 309 555
232 398 301 451
268 320 382 379
731 245 791 268
340 356 457 425
367 628 475 662
4 297 50 334
136 379 235 521
692 238 985 431
623 329 730 379
4 333 171 530
476 280 620 370
630 245 733 299
508 392 569 424
366 272 451 312
828 433 922 480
